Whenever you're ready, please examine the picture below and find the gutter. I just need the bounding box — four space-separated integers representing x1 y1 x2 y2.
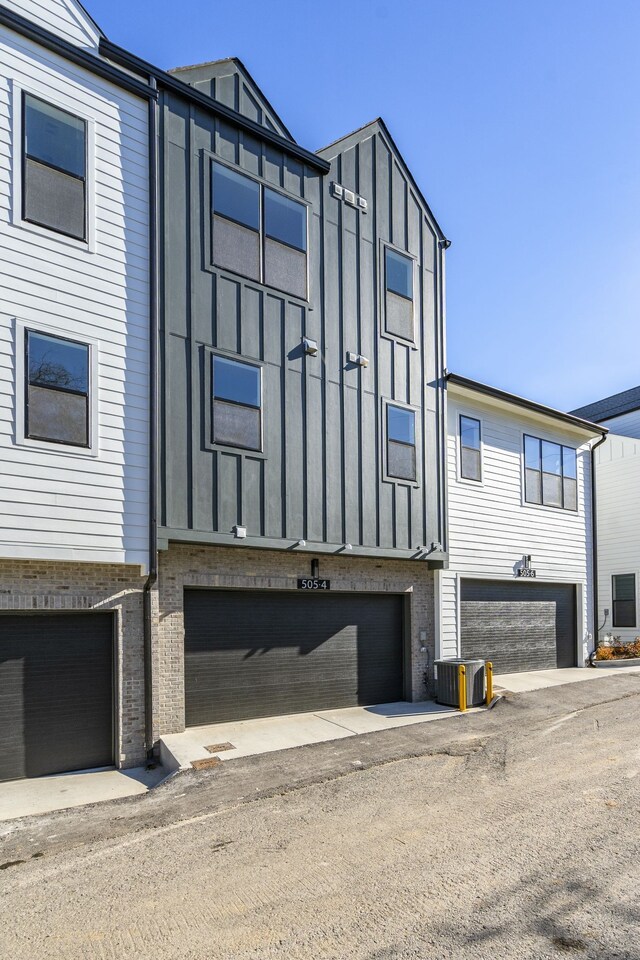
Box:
0 7 156 100
99 38 331 176
143 77 160 758
446 373 605 434
590 431 608 657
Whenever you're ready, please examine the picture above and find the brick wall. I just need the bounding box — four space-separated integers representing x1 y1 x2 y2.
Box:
0 559 147 768
152 544 436 739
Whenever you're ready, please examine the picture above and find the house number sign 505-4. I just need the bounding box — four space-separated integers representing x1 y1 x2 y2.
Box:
297 578 331 590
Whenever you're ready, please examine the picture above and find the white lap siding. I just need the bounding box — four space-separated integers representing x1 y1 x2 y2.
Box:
441 391 595 665
1 0 100 50
600 409 640 440
595 435 640 644
0 26 149 568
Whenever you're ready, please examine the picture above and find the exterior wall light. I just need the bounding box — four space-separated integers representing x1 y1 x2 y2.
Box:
347 352 369 368
302 337 318 356
233 525 247 539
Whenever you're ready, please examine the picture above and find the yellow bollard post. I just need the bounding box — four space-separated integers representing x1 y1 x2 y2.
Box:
485 661 493 706
458 663 467 712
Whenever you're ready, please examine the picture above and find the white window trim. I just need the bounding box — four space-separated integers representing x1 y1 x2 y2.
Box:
519 428 580 515
11 79 97 254
611 572 638 630
14 318 100 458
457 410 484 487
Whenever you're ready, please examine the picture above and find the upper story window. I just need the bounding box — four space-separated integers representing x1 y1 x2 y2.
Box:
524 435 577 510
211 161 307 300
384 247 415 343
26 330 90 447
387 404 416 482
460 415 481 481
612 574 636 628
212 355 262 451
23 94 87 241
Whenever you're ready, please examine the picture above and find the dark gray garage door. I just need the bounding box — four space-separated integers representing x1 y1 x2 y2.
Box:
460 580 577 674
0 613 114 783
184 590 404 726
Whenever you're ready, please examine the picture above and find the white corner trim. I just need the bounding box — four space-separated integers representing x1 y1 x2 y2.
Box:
434 568 443 661
576 581 587 665
14 317 100 458
11 78 97 254
455 571 461 657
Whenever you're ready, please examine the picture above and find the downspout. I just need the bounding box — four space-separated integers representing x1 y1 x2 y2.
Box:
438 238 451 558
590 430 608 661
143 76 160 757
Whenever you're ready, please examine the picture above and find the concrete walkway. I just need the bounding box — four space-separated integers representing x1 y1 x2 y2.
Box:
0 765 166 822
7 667 635 822
159 699 482 772
495 664 640 693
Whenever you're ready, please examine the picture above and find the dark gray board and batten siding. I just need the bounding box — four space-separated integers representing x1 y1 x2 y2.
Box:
160 80 446 560
169 59 295 142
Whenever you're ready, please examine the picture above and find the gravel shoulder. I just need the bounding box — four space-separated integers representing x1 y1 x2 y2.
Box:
1 675 640 959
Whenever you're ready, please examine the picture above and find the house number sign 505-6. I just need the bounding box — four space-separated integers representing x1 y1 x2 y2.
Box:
297 578 331 590
517 569 537 579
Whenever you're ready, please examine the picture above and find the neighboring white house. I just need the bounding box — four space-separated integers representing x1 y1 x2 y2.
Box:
0 0 153 782
572 386 640 646
438 374 606 676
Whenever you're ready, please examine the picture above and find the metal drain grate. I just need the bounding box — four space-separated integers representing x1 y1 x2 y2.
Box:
191 757 222 770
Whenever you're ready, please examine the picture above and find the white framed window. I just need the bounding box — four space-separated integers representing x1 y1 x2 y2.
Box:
12 80 97 252
524 434 578 511
459 414 482 482
612 574 637 628
14 319 100 457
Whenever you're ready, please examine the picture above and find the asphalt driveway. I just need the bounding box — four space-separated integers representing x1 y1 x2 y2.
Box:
1 674 640 959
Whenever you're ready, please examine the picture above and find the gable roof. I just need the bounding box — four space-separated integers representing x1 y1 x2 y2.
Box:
70 0 104 37
168 56 294 142
447 373 606 436
571 385 640 423
317 117 448 243
1 0 104 48
100 37 329 173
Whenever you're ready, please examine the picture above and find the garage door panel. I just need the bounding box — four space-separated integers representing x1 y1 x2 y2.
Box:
184 590 404 725
0 657 26 781
0 614 114 783
460 581 576 674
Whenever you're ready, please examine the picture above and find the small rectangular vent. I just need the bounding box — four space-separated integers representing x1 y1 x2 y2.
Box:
331 181 368 213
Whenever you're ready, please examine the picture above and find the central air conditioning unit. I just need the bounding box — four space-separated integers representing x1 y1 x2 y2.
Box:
434 659 486 707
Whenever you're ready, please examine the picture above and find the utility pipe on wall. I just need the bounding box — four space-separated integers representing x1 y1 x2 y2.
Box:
143 75 160 757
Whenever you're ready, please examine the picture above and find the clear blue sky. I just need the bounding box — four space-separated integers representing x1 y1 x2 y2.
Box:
88 0 640 411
